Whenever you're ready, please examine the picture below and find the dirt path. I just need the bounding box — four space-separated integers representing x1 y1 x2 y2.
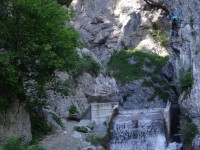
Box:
41 120 92 150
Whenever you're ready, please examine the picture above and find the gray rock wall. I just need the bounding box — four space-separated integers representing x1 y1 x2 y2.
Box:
149 0 200 148
49 72 119 119
0 101 32 143
70 0 170 64
70 0 200 148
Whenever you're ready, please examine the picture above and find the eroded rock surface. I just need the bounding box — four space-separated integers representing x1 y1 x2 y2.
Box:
0 101 32 143
71 0 170 64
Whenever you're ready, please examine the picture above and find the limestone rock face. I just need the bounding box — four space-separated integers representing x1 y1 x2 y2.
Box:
70 0 169 64
148 0 200 148
0 101 32 142
171 2 200 117
119 79 166 110
49 73 119 119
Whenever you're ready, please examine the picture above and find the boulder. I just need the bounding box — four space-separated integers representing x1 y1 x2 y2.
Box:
92 124 107 138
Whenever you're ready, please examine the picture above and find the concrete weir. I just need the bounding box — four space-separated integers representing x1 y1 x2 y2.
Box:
109 102 171 150
91 102 119 125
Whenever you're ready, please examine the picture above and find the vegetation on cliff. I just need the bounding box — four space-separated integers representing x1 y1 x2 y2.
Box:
108 49 168 84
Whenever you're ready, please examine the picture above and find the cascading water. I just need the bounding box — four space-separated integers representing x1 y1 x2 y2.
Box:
109 109 182 150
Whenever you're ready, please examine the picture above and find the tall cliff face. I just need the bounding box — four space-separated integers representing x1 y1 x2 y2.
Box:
70 0 169 64
0 101 32 143
145 0 200 114
145 1 200 148
70 0 200 148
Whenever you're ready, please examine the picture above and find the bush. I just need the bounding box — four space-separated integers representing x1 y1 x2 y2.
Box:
69 104 77 114
49 112 64 128
108 49 168 84
30 114 53 141
2 137 45 150
72 55 101 77
57 0 72 5
73 126 89 133
86 135 103 146
179 115 199 142
179 67 193 91
2 137 23 150
149 28 170 47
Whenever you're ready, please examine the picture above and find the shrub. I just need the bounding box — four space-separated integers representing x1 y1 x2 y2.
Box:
69 104 77 114
179 67 193 91
108 49 168 84
142 79 153 87
73 126 88 133
57 0 72 6
86 135 103 146
179 115 199 142
2 137 23 150
149 28 170 47
72 55 101 77
49 112 64 128
30 114 53 141
2 137 45 150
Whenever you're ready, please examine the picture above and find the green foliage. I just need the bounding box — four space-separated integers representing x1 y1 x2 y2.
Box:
2 137 45 150
142 77 170 102
142 79 153 87
2 137 23 150
27 145 45 150
149 28 170 47
0 0 80 110
73 126 89 133
86 135 103 146
57 0 72 6
154 87 169 102
49 112 64 128
69 105 77 114
73 54 101 77
108 49 168 84
179 67 193 91
30 115 53 141
51 79 74 97
179 115 199 142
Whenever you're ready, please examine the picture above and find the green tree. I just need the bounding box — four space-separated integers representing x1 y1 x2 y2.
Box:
0 0 80 111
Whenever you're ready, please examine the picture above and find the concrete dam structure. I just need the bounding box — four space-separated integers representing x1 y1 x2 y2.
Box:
109 102 181 150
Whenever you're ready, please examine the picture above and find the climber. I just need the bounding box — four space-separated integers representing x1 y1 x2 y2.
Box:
171 11 180 37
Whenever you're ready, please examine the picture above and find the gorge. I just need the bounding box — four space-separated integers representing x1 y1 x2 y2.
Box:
1 0 200 150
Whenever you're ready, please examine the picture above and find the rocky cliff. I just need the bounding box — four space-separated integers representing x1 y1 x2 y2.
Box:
70 0 169 65
70 0 200 149
0 100 32 143
48 0 173 120
146 0 200 148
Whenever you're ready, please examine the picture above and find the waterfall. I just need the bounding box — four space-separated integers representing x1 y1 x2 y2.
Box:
109 109 182 150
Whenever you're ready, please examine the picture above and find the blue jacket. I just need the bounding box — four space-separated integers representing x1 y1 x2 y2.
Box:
172 12 180 21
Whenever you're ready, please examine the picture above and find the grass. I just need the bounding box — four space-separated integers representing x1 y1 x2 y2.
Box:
2 137 45 150
108 49 168 84
86 135 103 146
